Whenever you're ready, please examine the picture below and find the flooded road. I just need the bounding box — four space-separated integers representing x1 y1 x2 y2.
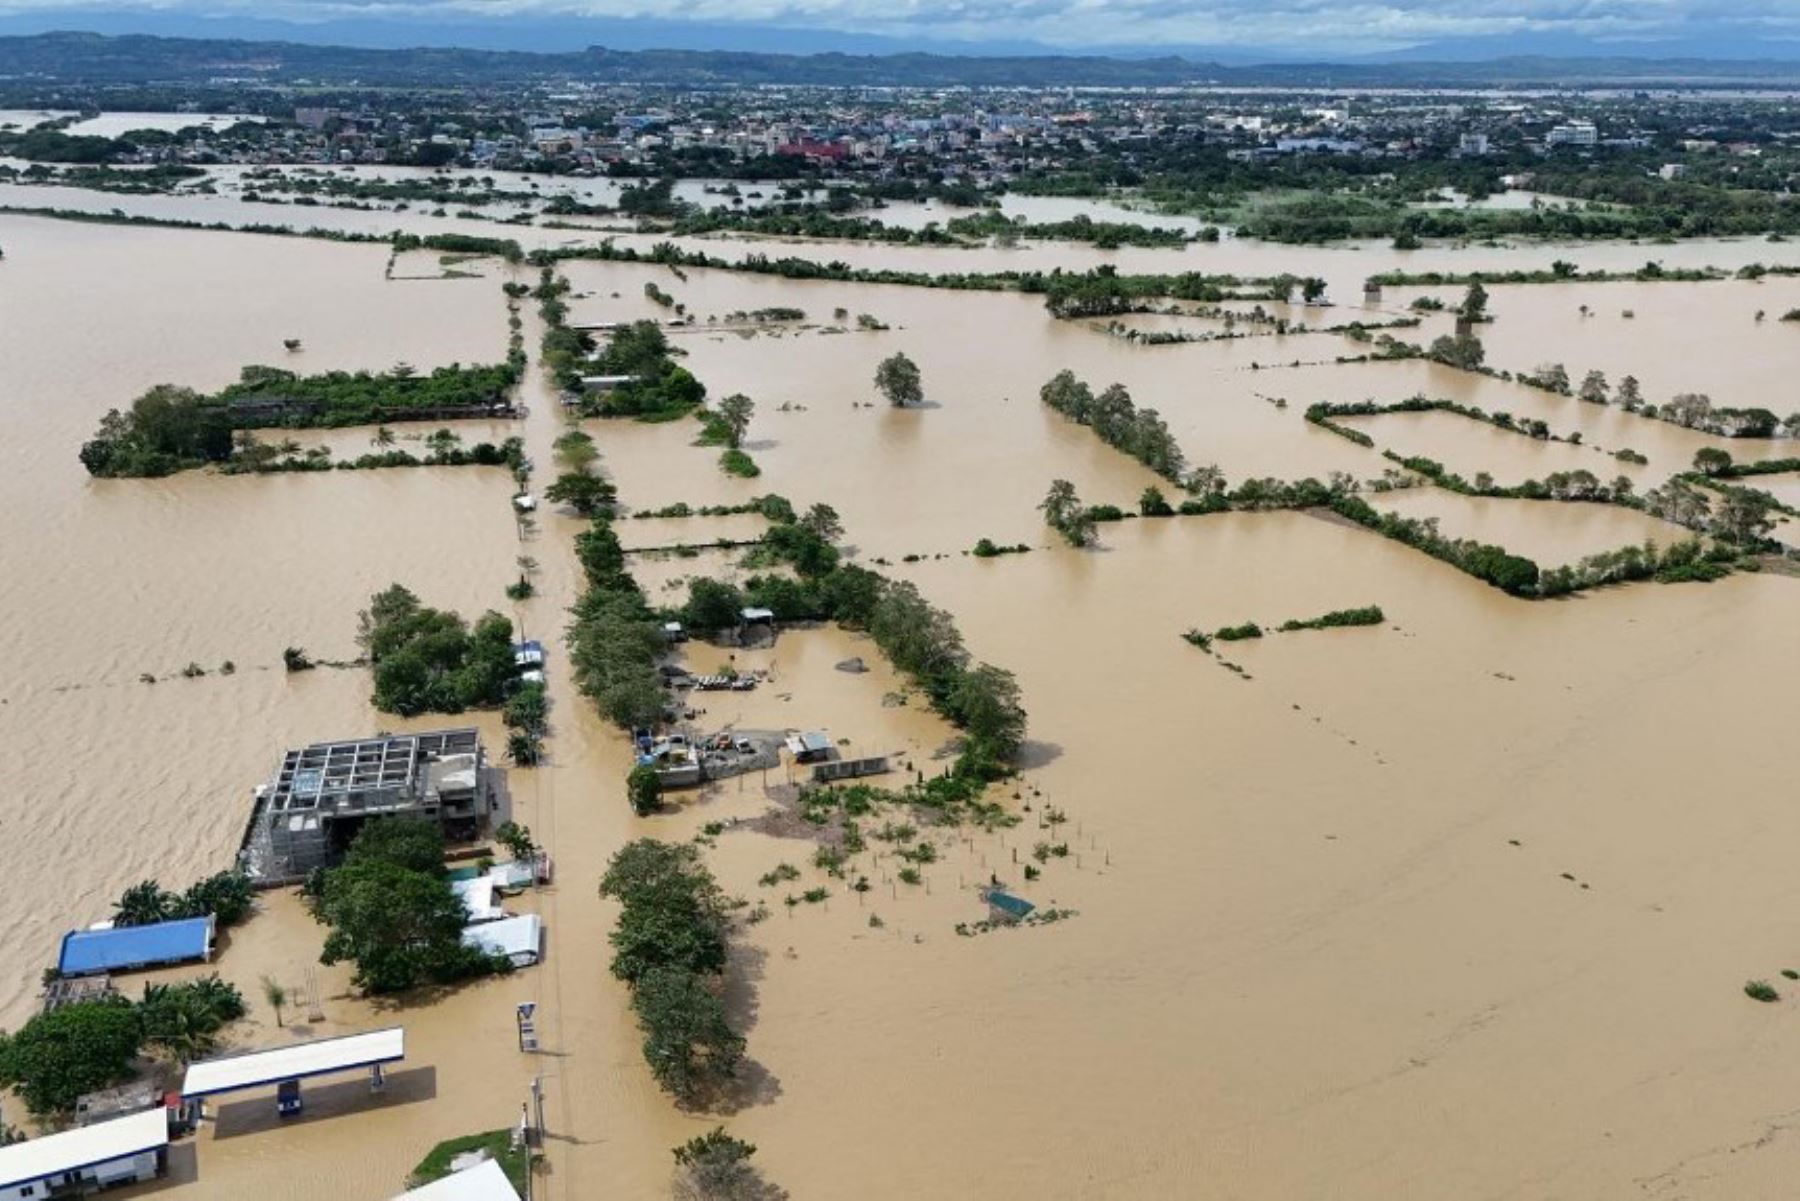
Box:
0 203 1797 1201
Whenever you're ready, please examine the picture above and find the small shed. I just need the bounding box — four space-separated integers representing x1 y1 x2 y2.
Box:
785 731 835 763
662 621 687 643
982 889 1036 924
58 916 216 978
739 607 775 627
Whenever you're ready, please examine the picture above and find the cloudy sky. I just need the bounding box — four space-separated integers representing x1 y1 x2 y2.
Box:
1 0 1798 56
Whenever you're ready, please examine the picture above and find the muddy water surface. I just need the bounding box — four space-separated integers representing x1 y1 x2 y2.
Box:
1 207 1798 1201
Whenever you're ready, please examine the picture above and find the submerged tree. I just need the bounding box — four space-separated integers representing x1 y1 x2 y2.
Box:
672 1128 787 1201
716 393 755 449
1577 370 1610 405
874 352 924 407
1458 279 1490 324
1040 479 1096 548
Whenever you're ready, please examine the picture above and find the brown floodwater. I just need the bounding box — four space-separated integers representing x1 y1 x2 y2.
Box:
1391 276 1800 419
2 206 1798 1201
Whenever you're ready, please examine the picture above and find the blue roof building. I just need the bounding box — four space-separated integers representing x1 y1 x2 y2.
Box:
58 916 216 977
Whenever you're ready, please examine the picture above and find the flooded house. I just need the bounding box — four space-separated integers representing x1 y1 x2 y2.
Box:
239 729 492 883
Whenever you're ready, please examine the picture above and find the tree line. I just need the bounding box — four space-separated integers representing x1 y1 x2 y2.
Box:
80 363 521 478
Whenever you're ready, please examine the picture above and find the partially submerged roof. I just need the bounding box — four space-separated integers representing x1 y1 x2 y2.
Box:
393 1158 523 1201
0 1108 168 1190
986 890 1036 920
740 607 776 623
58 915 214 977
182 1027 405 1099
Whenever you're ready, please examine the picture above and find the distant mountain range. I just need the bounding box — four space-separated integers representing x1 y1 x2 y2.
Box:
2 30 1799 89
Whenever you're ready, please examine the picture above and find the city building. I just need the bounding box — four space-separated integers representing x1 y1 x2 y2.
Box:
1546 120 1598 148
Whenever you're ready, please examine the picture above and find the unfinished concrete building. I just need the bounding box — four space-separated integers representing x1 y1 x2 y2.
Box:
239 729 490 883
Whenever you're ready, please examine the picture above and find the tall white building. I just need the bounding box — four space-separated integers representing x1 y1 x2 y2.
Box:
1546 120 1598 148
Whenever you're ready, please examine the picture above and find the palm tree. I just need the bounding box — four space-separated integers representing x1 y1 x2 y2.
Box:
262 976 289 1029
114 880 172 927
370 426 396 449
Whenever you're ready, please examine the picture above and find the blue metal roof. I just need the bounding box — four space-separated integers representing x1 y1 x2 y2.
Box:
986 891 1035 920
58 916 214 976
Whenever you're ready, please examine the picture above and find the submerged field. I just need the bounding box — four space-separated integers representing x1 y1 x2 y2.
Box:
0 200 1797 1200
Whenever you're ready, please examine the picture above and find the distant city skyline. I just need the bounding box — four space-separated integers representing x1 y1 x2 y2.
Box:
1 0 1799 60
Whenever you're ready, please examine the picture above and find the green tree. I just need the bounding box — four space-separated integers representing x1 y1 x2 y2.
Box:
1714 488 1774 545
874 352 924 407
177 871 255 926
632 965 744 1105
136 976 245 1061
1577 370 1610 405
1040 479 1096 548
673 1128 786 1201
716 394 755 449
1458 279 1489 323
1039 370 1093 421
948 663 1027 772
1428 332 1486 370
1617 375 1644 410
0 998 142 1115
262 976 289 1028
552 428 598 472
627 765 664 817
1139 486 1174 517
545 471 618 517
1693 447 1734 477
684 578 745 633
346 817 447 876
318 857 499 994
495 822 538 861
113 880 176 927
600 841 729 982
799 503 843 544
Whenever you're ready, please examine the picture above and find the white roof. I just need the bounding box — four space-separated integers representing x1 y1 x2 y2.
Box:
182 1027 405 1098
0 1108 168 1189
488 860 536 890
394 1158 523 1201
453 876 506 923
462 913 542 964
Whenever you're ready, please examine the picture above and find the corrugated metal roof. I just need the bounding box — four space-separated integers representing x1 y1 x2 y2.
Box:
58 916 214 977
462 914 542 966
0 1108 167 1189
986 891 1036 919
